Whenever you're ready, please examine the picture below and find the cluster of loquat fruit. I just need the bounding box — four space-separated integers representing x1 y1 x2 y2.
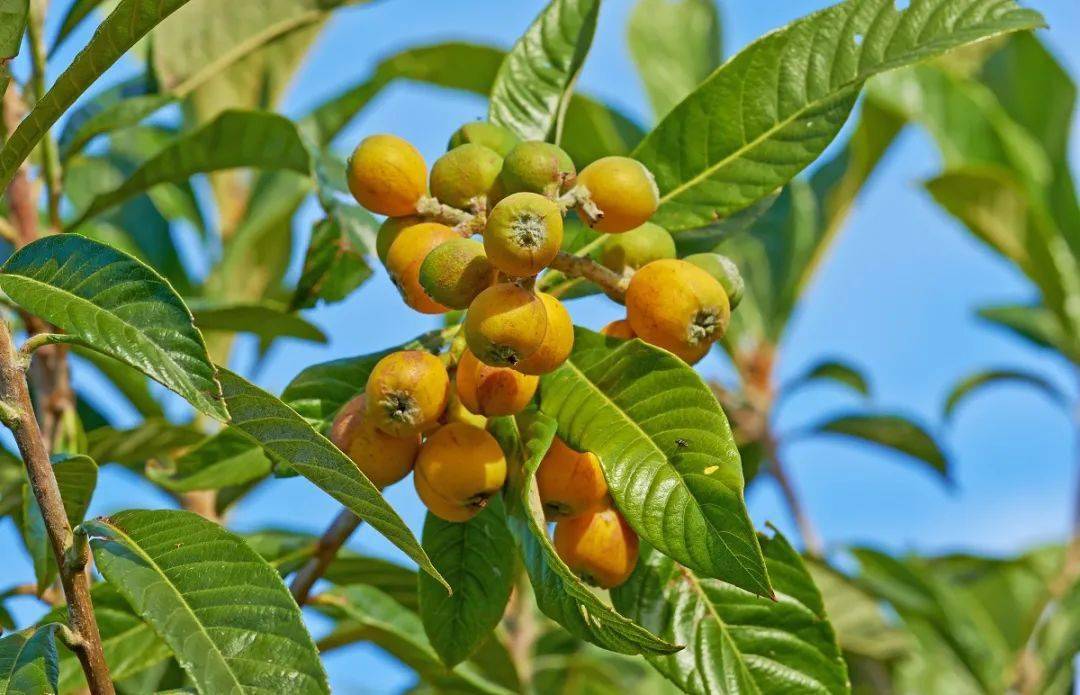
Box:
331 121 745 589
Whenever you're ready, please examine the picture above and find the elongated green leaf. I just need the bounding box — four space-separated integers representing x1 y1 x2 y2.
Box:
488 0 601 141
215 368 446 590
0 624 60 695
559 95 646 167
20 455 98 592
49 0 106 53
323 557 421 611
313 585 514 695
87 419 203 468
634 0 1044 232
147 427 272 492
0 0 195 187
978 304 1080 362
1033 575 1080 694
943 369 1066 419
0 447 22 520
46 584 172 694
70 110 310 227
0 0 27 58
85 509 329 694
419 499 516 668
60 94 175 161
72 346 164 419
540 328 770 595
612 529 849 694
806 560 910 661
492 413 678 656
784 360 871 398
627 0 721 119
0 235 227 420
190 301 326 344
290 216 375 311
813 413 948 478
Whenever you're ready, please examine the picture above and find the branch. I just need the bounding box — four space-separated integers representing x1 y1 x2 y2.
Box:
0 320 114 694
545 252 628 300
289 509 361 605
763 431 823 558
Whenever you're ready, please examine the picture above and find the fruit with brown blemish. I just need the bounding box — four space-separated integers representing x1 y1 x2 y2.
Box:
347 134 427 217
413 423 507 522
536 436 608 520
330 395 420 489
464 283 548 368
429 143 503 210
576 156 659 233
553 507 639 588
418 238 497 310
455 348 538 417
364 350 449 437
484 192 563 277
512 292 574 376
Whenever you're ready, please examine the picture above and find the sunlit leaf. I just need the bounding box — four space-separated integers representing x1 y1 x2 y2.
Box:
634 0 1044 232
488 0 601 142
0 235 227 420
290 215 375 311
85 509 329 694
190 301 327 344
978 303 1080 361
540 328 770 595
87 419 203 469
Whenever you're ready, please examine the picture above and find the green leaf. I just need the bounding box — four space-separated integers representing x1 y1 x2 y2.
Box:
419 498 516 667
978 303 1080 361
943 369 1066 420
1032 574 1080 694
45 584 172 694
290 215 375 311
627 0 721 119
0 235 228 420
190 301 326 344
49 0 107 53
0 0 28 59
805 560 910 661
812 413 948 479
559 96 646 167
539 328 770 595
0 0 195 187
784 360 871 398
59 94 175 161
71 346 164 419
20 455 98 592
612 529 849 694
323 556 421 612
215 368 447 590
313 585 514 695
487 0 601 142
69 110 311 227
85 509 329 694
86 419 204 469
147 427 272 492
491 412 678 656
633 0 1044 232
0 624 61 695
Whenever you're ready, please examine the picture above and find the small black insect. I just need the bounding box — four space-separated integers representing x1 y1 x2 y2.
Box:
674 438 690 450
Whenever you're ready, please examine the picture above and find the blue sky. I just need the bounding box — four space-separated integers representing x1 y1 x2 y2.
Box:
3 1 1079 692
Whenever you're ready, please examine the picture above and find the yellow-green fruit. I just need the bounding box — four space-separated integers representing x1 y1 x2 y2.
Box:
625 259 730 364
347 134 427 217
330 395 420 489
513 292 574 376
377 216 424 264
484 192 563 277
456 348 538 416
498 141 576 198
684 252 745 309
465 283 548 368
414 423 507 522
385 222 459 314
600 222 676 273
577 156 658 233
418 238 497 310
429 144 503 210
448 122 519 157
365 350 450 436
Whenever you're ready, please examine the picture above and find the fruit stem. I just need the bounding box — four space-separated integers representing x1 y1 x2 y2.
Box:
546 251 628 300
415 195 486 235
290 508 362 605
556 185 603 225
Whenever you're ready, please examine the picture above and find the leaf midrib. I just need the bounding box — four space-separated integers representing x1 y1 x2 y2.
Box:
682 570 763 695
558 351 766 593
90 519 244 692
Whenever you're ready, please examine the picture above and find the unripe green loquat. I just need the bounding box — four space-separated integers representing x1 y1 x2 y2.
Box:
448 122 519 157
347 134 427 217
577 156 659 233
465 283 548 368
684 252 745 310
484 192 563 277
600 222 676 273
498 141 576 199
429 144 503 210
418 238 497 310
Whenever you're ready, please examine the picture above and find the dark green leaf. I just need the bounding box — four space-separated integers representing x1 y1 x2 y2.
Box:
290 216 375 311
72 346 164 419
488 0 601 142
49 0 106 53
805 560 910 661
60 94 174 161
87 419 203 468
560 96 646 168
0 624 61 694
313 585 514 695
69 110 311 227
491 412 678 656
1033 574 1080 694
0 235 228 420
978 303 1080 361
539 328 770 595
419 499 515 667
190 301 326 344
20 455 98 591
785 360 871 398
813 413 948 478
612 529 849 694
627 0 721 119
634 0 1044 232
323 557 420 612
0 0 27 59
147 427 272 492
85 509 329 694
215 368 447 590
943 369 1066 419
0 0 195 187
